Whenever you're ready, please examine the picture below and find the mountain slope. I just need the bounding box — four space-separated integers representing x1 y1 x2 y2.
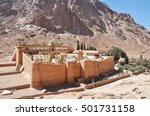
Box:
0 0 150 58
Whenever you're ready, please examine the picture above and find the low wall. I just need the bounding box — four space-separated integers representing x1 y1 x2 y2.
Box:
0 62 16 67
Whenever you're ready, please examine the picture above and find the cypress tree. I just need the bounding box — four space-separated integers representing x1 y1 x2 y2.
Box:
83 42 86 50
77 40 80 50
81 43 84 50
90 46 93 50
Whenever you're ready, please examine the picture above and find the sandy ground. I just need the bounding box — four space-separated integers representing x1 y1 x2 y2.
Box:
43 73 150 99
0 66 16 73
0 56 11 62
0 73 29 89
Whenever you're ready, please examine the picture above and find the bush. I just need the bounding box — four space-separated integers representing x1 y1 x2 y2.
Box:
120 64 135 71
137 59 150 69
134 65 145 70
120 64 145 71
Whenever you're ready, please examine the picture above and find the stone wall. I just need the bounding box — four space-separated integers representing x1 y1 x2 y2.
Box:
98 57 114 74
23 54 114 88
81 60 99 81
38 63 67 87
22 53 33 81
80 57 114 82
23 57 67 88
66 62 81 85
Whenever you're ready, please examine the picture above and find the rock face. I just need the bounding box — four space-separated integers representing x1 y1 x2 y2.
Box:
0 0 150 58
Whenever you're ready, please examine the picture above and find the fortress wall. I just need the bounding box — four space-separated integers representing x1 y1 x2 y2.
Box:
81 60 99 81
22 53 114 88
80 57 114 81
22 53 34 81
66 62 81 84
15 45 115 88
80 60 86 79
37 63 67 87
74 62 81 79
31 63 41 88
98 56 114 75
23 55 67 88
66 62 75 84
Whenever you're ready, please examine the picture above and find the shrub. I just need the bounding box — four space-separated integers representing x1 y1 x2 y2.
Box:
137 59 150 69
120 64 135 71
120 64 145 71
134 65 145 70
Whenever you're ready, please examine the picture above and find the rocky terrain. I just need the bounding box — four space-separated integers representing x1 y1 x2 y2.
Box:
43 73 150 99
0 0 150 58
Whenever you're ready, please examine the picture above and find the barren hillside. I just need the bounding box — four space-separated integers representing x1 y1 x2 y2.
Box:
0 0 150 58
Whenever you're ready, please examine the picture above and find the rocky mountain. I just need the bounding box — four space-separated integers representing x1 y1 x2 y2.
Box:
0 0 150 58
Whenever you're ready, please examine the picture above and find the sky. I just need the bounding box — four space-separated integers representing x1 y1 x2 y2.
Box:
101 0 150 31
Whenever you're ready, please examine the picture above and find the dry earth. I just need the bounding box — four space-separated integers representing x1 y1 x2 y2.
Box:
42 73 150 99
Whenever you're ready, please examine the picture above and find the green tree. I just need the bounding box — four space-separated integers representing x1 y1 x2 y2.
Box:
77 40 80 50
83 42 86 50
108 47 120 61
107 47 128 64
80 43 84 50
